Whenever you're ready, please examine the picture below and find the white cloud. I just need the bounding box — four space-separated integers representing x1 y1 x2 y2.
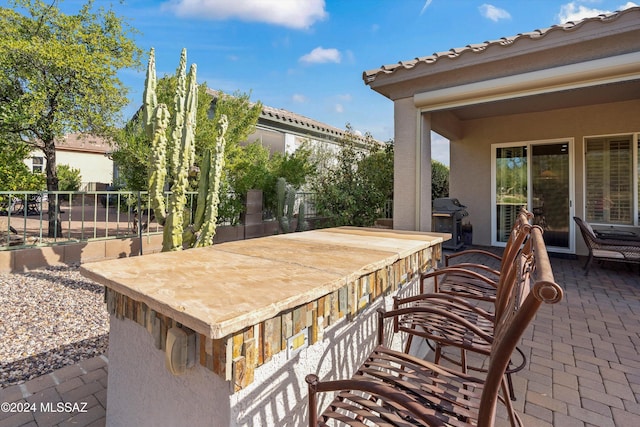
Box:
420 0 433 15
334 104 344 113
336 94 352 102
299 47 341 64
621 2 639 8
161 0 328 30
557 2 608 22
292 94 307 103
479 4 511 22
556 1 637 23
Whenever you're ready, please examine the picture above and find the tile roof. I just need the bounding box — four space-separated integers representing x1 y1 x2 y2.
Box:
259 104 376 144
206 89 382 145
363 6 640 85
55 133 112 154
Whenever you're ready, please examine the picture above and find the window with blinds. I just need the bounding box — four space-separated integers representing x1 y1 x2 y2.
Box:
585 136 633 224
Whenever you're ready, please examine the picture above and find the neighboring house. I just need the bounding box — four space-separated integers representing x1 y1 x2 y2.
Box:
252 103 379 155
207 89 384 167
26 133 113 191
363 6 640 256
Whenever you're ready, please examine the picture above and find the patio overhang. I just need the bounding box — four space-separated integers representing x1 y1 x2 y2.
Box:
413 52 640 120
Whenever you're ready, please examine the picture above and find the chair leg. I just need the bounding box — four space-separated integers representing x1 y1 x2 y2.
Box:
502 377 523 427
583 253 593 276
507 371 516 401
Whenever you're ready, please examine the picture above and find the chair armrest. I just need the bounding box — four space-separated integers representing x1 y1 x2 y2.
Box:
382 304 495 346
443 262 501 278
422 267 498 287
445 249 502 266
395 292 494 323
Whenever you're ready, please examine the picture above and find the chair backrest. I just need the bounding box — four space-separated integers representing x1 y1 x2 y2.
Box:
378 225 561 426
493 209 534 320
574 216 597 250
499 207 534 271
478 225 563 427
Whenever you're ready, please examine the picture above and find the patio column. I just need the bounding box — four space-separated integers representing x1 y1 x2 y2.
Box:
393 99 433 232
419 113 433 232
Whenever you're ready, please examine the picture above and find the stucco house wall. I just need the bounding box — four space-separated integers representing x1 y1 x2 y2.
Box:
452 99 640 251
55 150 113 188
362 6 640 256
27 133 113 190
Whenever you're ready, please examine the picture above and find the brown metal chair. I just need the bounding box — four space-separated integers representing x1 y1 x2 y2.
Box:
393 225 535 414
306 226 562 427
432 208 533 303
574 216 640 275
407 217 534 403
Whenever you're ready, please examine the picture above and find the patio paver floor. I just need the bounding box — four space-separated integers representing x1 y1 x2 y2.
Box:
0 251 639 426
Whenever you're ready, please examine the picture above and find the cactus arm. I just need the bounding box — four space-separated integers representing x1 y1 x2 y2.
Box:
189 73 198 170
142 48 157 139
196 114 227 247
276 177 302 233
148 104 170 226
163 61 198 252
169 48 187 182
192 148 211 232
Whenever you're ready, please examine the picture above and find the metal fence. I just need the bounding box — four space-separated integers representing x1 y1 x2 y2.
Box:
1 191 159 250
0 190 321 250
383 199 393 219
296 192 317 218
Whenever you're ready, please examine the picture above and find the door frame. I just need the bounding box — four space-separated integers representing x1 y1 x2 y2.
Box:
491 138 576 254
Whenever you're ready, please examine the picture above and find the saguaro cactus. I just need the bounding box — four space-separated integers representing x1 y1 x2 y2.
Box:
145 48 227 251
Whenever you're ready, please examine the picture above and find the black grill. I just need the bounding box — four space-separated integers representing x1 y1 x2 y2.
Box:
432 198 469 250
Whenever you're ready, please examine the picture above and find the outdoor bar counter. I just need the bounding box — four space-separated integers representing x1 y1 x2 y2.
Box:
80 227 446 427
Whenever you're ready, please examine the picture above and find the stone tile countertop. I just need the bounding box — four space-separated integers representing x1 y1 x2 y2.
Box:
79 227 446 340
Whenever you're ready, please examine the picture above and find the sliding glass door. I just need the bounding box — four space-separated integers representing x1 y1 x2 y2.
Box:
493 140 574 252
495 146 527 243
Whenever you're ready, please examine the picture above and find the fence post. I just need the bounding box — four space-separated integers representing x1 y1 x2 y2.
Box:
138 191 143 256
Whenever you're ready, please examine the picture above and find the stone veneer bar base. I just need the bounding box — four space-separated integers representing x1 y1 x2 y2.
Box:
82 228 445 427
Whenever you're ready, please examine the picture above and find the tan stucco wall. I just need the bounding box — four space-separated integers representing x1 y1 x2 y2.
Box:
27 150 113 186
56 151 113 185
449 99 640 254
393 97 419 230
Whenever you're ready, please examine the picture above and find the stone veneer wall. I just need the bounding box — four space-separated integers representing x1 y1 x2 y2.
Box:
104 245 438 392
105 243 438 426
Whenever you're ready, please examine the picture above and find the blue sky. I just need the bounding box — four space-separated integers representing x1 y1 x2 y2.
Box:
8 0 640 164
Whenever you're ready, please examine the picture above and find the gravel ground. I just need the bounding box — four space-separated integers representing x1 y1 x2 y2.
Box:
0 265 108 388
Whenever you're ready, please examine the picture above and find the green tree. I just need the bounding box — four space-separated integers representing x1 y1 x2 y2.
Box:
263 145 316 211
111 121 149 191
0 136 45 193
431 159 449 200
225 141 271 202
0 0 141 236
358 143 394 205
312 125 390 227
56 164 82 192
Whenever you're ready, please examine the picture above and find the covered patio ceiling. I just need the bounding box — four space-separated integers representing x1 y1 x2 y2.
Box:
362 7 640 138
440 78 640 122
